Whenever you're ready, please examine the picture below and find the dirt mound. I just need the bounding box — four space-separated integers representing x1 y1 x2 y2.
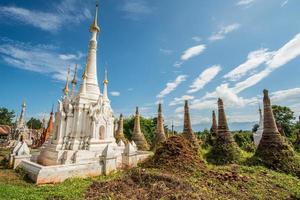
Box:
85 169 200 200
144 135 205 173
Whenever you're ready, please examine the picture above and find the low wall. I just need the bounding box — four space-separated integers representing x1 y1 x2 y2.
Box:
20 160 103 184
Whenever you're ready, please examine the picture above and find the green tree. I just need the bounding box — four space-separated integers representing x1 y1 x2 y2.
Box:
252 124 259 132
27 117 42 129
123 116 156 146
0 107 15 126
272 105 295 137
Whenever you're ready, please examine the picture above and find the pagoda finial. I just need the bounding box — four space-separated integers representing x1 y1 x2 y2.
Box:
63 66 70 96
103 69 108 84
90 0 100 33
71 64 78 85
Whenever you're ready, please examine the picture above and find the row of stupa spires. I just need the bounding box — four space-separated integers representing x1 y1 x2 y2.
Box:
61 64 109 100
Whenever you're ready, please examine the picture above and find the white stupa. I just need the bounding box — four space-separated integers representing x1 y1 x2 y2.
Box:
18 3 151 184
253 107 263 147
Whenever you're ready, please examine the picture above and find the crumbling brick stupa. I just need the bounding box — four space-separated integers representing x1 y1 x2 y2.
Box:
207 98 241 164
182 100 199 149
255 90 300 176
152 103 167 151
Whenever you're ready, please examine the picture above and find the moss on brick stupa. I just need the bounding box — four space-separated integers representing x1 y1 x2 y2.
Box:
255 90 300 176
207 98 241 165
152 103 167 151
182 100 200 149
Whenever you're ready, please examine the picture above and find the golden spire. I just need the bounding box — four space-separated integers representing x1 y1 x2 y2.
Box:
63 66 70 95
103 69 108 84
90 1 100 33
71 64 78 85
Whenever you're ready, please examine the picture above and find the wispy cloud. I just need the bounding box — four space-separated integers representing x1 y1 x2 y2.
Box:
236 0 256 6
169 95 194 106
59 52 84 61
0 7 62 32
0 0 92 32
209 23 240 41
224 49 273 81
120 0 153 20
157 75 187 99
110 91 121 96
188 65 221 94
0 38 81 81
159 48 173 55
281 0 289 7
181 44 206 61
192 36 202 42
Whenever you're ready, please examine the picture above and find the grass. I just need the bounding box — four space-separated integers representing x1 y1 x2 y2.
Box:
0 148 300 199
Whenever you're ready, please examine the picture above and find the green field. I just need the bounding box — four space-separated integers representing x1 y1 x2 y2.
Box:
0 149 299 200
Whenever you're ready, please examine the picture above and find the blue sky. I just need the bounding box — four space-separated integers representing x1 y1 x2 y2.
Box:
1 0 300 131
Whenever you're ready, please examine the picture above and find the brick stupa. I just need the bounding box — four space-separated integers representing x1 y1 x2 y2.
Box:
115 114 127 144
255 90 299 176
132 107 149 150
182 100 199 148
152 103 167 150
210 110 217 137
207 98 241 164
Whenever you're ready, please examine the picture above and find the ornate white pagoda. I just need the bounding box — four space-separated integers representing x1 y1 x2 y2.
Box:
19 3 150 184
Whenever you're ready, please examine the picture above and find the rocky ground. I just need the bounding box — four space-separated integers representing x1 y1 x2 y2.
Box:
0 138 300 200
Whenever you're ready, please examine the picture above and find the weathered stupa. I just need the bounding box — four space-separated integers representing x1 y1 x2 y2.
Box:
132 107 149 150
255 90 299 175
253 107 263 147
13 101 29 141
182 100 199 148
115 114 127 144
207 98 241 164
39 108 54 146
152 103 167 150
17 3 151 184
210 110 217 137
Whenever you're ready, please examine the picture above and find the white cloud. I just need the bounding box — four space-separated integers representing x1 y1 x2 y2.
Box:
236 0 256 6
181 44 206 61
281 0 289 7
110 91 121 96
157 75 187 99
59 52 84 60
271 87 300 103
267 33 300 69
0 7 62 32
0 38 81 81
169 95 194 106
192 36 202 42
159 48 173 55
188 65 221 93
0 0 92 32
225 33 300 93
224 49 274 81
227 114 258 123
209 23 240 41
120 0 152 20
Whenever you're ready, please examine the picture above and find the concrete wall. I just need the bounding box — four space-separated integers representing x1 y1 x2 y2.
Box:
20 160 103 184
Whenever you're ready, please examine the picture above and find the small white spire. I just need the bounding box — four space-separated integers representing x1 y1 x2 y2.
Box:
103 69 109 101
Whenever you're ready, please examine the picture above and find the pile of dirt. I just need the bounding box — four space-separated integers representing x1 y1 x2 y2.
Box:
85 169 200 200
144 135 205 173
